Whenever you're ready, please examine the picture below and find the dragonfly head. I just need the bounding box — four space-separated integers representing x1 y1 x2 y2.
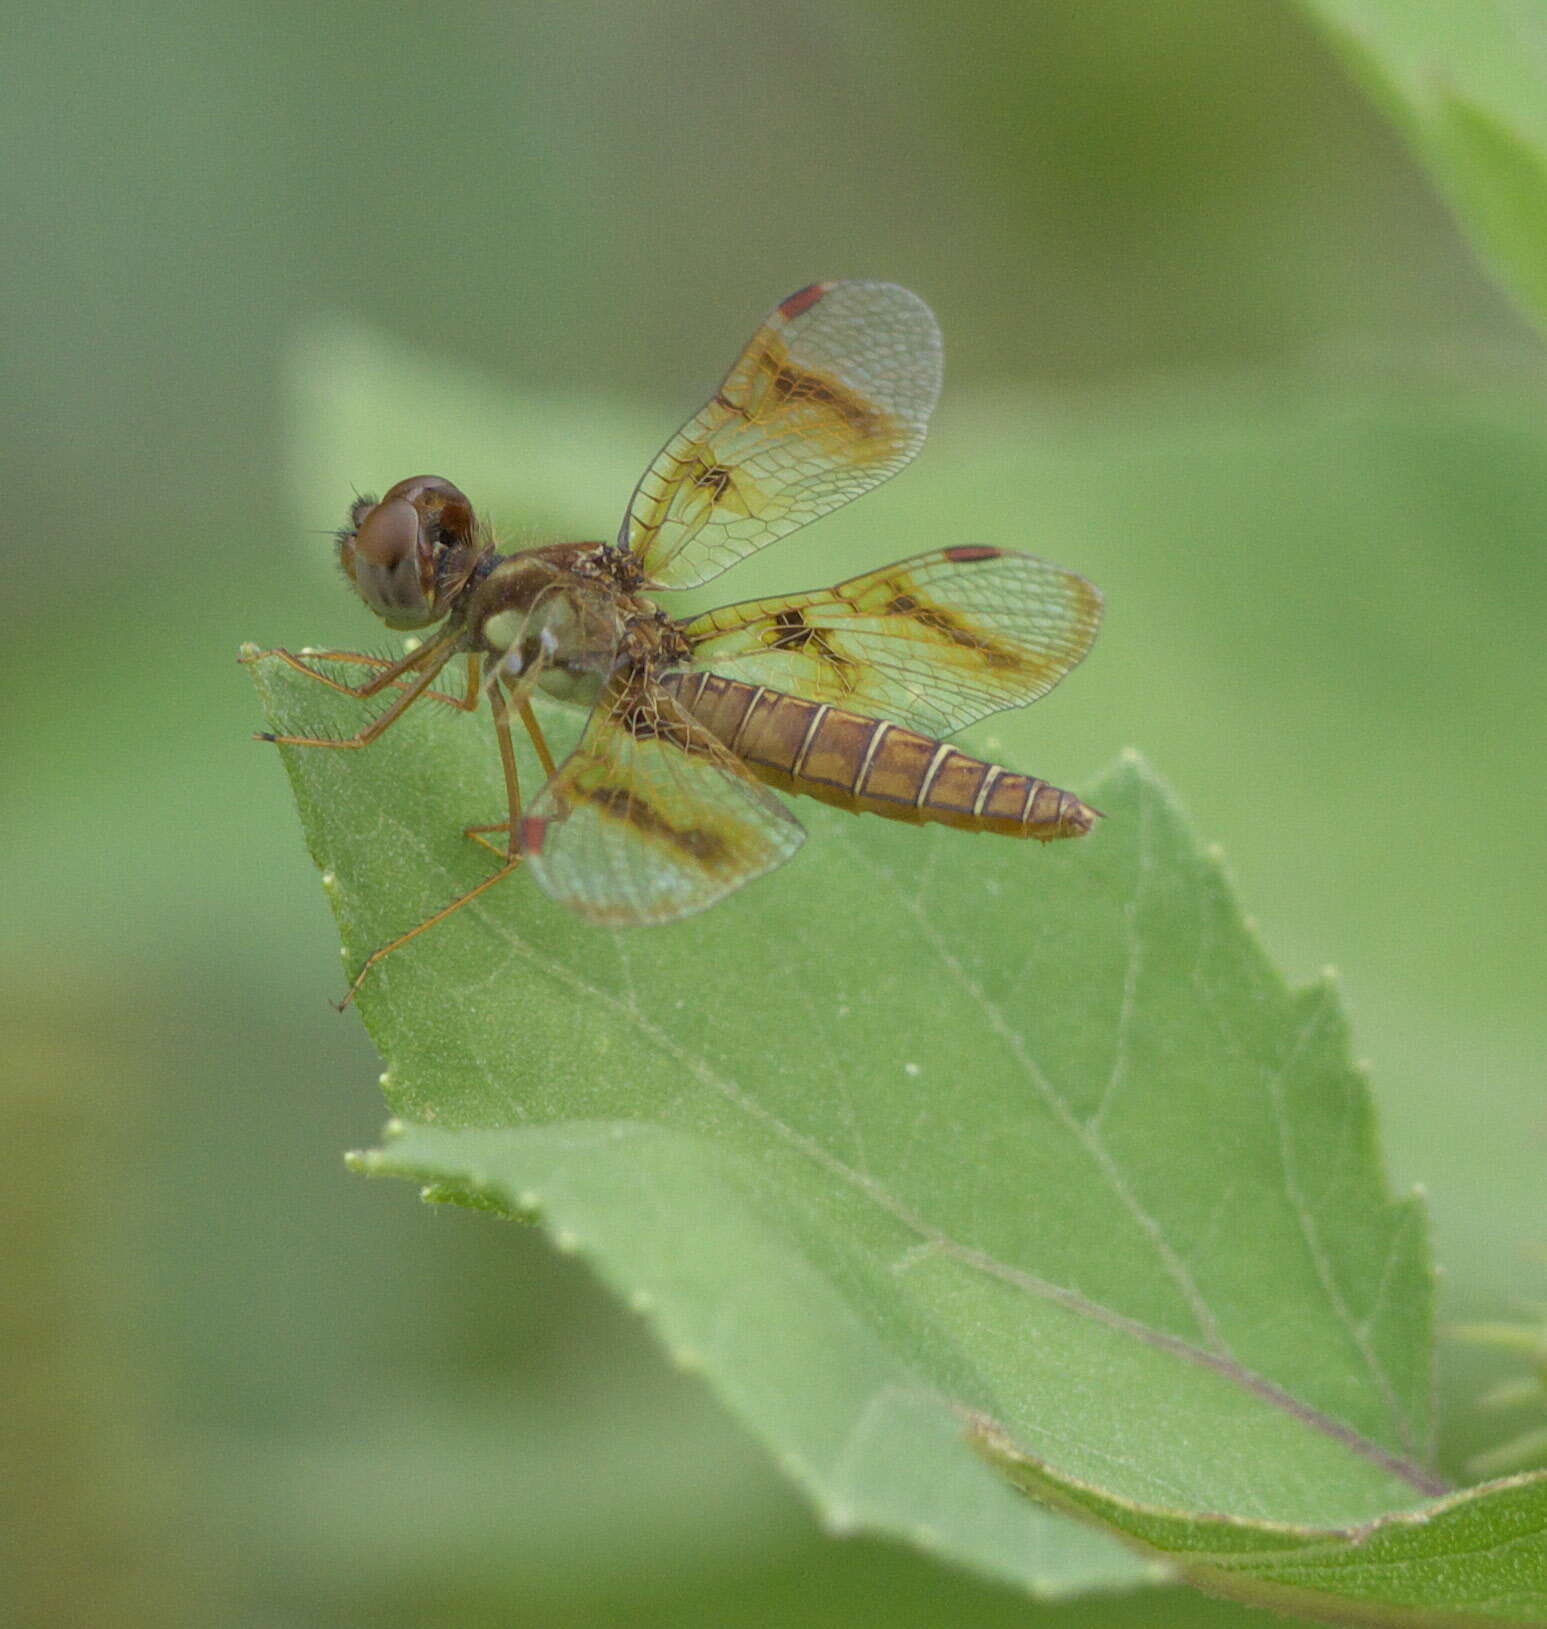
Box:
338 475 481 630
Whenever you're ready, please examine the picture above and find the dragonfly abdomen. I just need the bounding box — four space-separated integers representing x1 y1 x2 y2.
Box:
665 671 1096 839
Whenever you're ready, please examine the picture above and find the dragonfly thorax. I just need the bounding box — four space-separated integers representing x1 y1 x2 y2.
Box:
476 560 626 710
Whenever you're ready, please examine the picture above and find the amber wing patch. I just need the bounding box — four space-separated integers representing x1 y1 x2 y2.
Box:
620 281 942 591
678 546 1103 737
519 676 805 923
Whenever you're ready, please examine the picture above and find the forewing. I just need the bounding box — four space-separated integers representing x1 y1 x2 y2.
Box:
519 678 805 924
678 546 1103 738
621 281 942 590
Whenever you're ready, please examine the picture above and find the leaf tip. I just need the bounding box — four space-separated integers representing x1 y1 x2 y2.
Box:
1094 746 1171 805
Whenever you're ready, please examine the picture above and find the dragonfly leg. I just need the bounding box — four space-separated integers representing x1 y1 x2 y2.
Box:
246 637 456 700
341 666 527 1007
247 644 478 710
258 642 461 750
517 698 557 778
336 857 523 1010
460 676 557 855
463 824 512 860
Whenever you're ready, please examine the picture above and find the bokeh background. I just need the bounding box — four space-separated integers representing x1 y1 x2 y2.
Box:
6 2 1546 1624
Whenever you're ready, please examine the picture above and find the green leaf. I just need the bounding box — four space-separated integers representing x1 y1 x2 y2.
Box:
983 1422 1547 1624
1293 0 1547 334
247 643 1547 1622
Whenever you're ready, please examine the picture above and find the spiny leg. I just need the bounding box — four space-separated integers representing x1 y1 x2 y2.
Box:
519 698 557 777
463 825 514 860
488 678 526 859
258 639 461 751
464 686 557 858
340 666 526 1008
454 652 483 711
257 645 480 709
246 635 454 702
336 855 524 1010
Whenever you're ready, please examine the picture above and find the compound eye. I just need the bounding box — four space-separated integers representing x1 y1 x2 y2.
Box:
388 476 475 547
343 495 437 627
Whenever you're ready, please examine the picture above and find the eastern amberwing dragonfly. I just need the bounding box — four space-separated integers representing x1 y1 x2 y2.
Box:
255 281 1103 1001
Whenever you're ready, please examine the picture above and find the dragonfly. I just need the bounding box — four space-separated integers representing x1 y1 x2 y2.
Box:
255 280 1103 1002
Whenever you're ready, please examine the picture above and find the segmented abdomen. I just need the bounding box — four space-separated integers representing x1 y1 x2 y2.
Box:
663 671 1097 839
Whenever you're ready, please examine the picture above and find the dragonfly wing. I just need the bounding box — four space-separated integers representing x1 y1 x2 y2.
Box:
679 545 1103 737
621 281 942 589
519 675 805 923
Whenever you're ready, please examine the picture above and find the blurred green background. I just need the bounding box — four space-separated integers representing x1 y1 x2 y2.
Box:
6 2 1546 1624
